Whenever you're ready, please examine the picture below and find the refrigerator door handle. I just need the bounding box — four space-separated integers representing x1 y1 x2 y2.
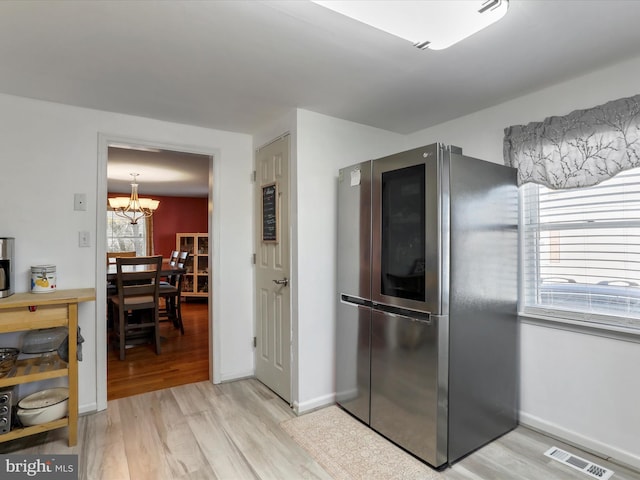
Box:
340 294 372 307
372 303 431 324
376 310 432 325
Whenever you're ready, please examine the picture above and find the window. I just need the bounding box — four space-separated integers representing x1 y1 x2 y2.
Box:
106 211 149 256
521 167 640 330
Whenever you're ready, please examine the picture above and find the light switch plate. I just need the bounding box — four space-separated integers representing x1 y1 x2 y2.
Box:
78 231 90 247
74 193 87 211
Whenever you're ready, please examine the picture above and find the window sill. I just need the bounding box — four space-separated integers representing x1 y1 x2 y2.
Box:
519 312 640 344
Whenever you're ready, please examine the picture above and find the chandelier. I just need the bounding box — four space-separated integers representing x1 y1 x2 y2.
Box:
108 173 160 224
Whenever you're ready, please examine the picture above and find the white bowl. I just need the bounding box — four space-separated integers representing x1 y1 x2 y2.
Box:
17 387 69 426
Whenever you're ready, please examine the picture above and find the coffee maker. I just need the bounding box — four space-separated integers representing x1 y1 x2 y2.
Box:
0 238 14 298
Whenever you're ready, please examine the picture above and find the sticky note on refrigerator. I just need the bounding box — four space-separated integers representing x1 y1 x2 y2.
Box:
350 169 361 186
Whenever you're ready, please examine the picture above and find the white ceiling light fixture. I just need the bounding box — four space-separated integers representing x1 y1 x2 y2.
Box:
108 173 160 225
311 0 509 50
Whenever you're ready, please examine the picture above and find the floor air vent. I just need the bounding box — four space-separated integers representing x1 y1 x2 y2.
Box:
544 447 614 480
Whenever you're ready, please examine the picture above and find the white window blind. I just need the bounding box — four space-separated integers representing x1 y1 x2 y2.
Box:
521 167 640 330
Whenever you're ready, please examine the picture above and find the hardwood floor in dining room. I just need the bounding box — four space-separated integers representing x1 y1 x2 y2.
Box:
107 300 209 400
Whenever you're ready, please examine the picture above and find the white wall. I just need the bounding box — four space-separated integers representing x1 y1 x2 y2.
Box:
405 55 640 469
0 93 254 411
293 110 405 411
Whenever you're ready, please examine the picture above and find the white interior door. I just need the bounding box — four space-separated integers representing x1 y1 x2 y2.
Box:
255 135 291 403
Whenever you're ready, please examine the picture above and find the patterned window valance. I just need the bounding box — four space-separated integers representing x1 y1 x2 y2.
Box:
503 94 640 189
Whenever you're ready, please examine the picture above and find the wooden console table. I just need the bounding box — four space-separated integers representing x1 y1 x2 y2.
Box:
0 288 95 446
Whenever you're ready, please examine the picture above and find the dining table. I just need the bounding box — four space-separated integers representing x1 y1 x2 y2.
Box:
106 261 187 282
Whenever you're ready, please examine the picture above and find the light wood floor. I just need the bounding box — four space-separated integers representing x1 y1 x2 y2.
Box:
107 300 209 400
1 378 638 480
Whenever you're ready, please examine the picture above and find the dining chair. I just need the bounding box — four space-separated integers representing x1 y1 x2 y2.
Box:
106 251 136 265
159 250 180 288
106 251 138 328
109 255 163 360
159 251 189 335
106 251 137 293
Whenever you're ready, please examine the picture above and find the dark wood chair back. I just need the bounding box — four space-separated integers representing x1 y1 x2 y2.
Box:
159 252 190 334
115 256 162 304
168 250 179 266
107 251 136 265
110 255 163 360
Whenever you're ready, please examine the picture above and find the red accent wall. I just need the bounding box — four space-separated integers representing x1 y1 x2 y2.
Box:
152 195 208 256
109 193 208 257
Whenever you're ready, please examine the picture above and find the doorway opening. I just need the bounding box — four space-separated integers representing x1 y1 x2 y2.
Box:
99 138 215 403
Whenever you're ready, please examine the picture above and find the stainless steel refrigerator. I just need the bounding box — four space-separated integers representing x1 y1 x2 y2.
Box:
336 143 518 468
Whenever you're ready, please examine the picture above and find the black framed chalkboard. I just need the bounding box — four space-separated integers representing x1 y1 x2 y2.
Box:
261 182 278 243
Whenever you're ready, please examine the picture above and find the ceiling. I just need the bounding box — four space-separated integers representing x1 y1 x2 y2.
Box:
107 147 210 197
2 0 640 194
2 0 640 135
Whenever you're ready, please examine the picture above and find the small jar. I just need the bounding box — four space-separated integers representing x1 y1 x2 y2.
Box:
31 265 56 293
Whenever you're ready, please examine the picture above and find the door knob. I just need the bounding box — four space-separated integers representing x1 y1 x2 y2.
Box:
273 277 289 287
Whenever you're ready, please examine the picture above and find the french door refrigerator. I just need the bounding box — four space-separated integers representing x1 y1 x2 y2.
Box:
336 143 518 468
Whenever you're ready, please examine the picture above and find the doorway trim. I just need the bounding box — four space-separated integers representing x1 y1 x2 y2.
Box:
96 133 221 411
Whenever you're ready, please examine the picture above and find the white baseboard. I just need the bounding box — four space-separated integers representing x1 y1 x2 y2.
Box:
79 402 97 415
520 411 640 472
293 392 335 415
219 369 254 383
335 387 358 403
